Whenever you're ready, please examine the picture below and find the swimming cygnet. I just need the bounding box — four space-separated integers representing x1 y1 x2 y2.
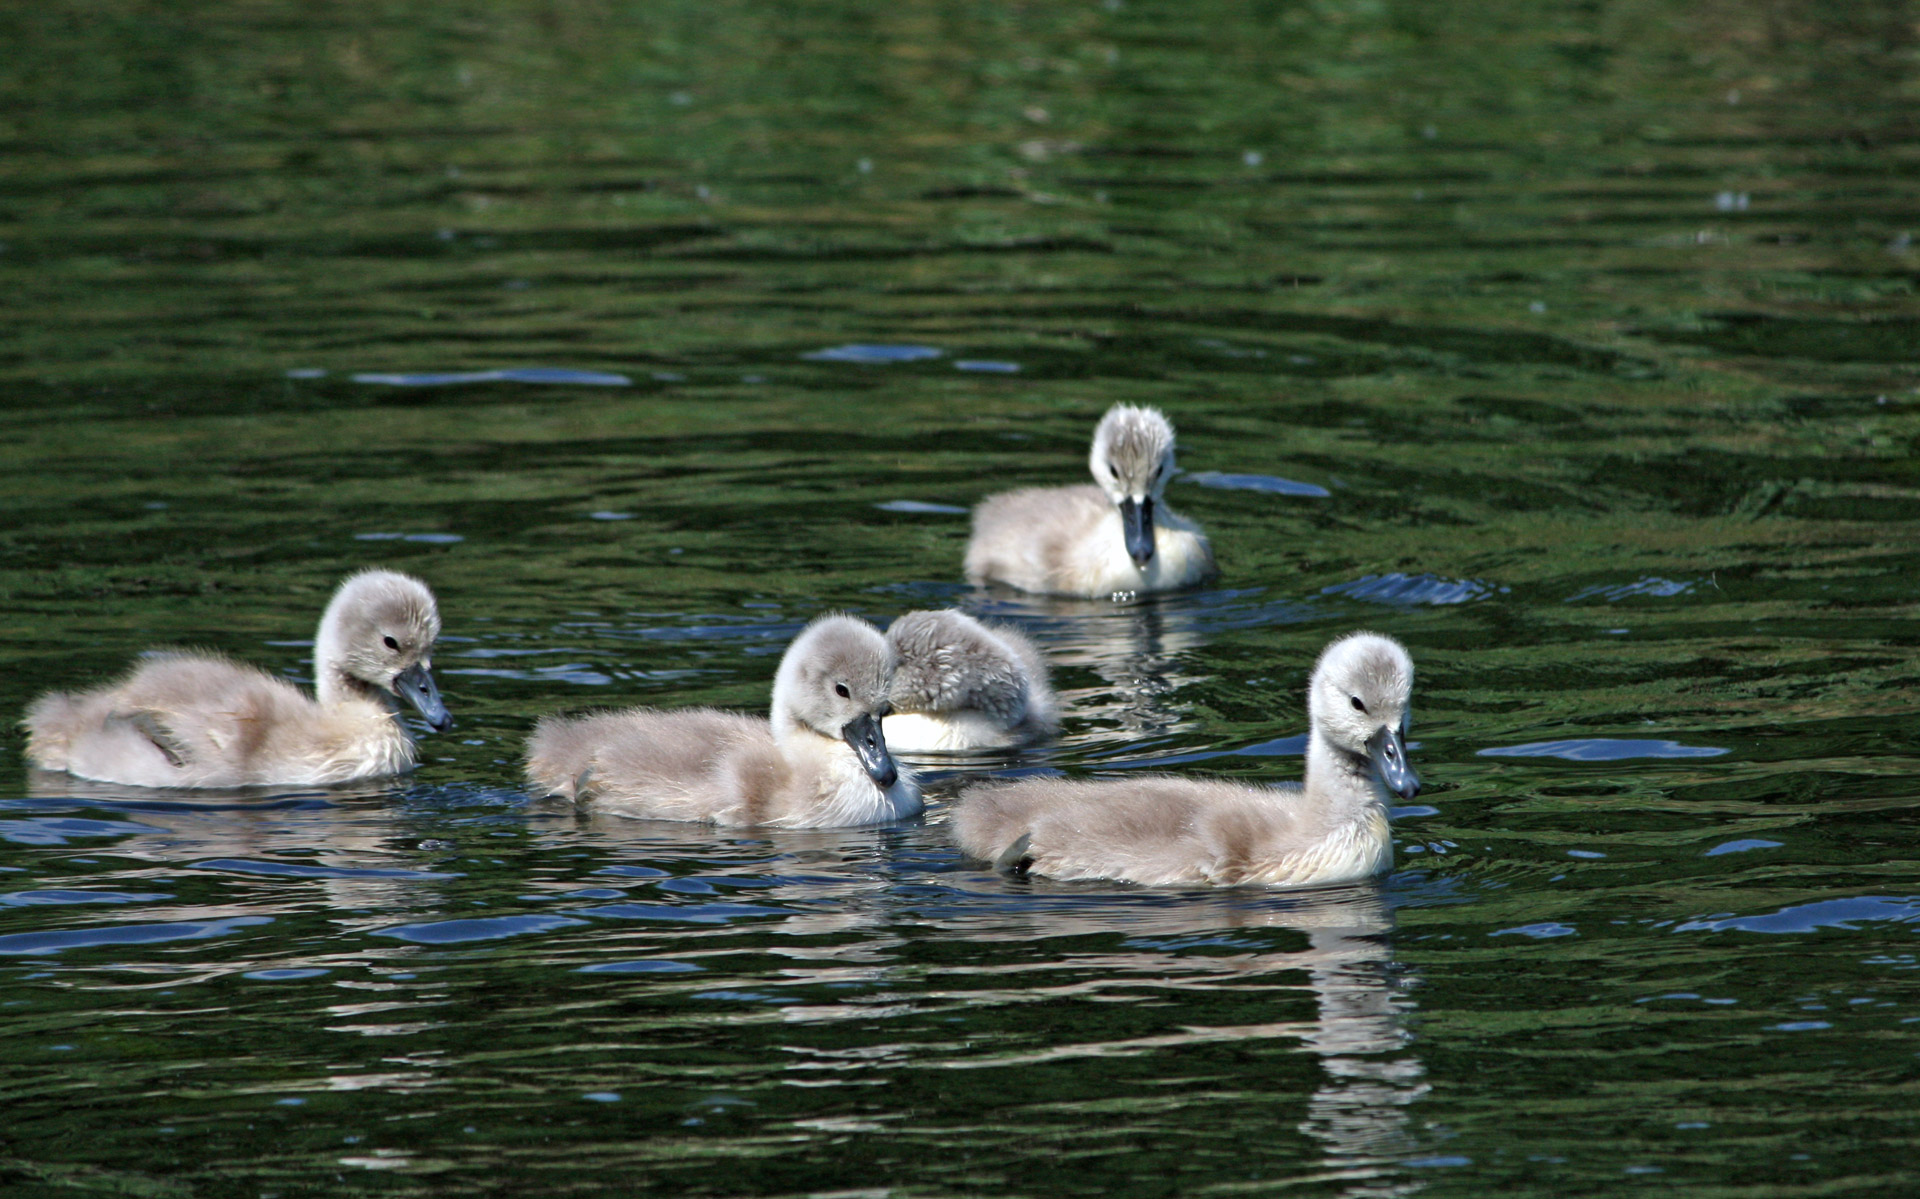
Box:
524 613 922 828
23 569 452 788
964 403 1216 598
951 632 1420 887
882 609 1060 753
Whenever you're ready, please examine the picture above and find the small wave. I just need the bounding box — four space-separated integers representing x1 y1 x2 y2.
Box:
1324 572 1505 606
0 915 272 956
1184 471 1330 498
1565 576 1697 603
372 914 588 944
1478 738 1729 761
802 344 942 364
351 368 631 386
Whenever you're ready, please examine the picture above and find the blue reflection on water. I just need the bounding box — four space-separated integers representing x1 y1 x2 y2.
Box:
1 889 170 906
0 817 172 846
578 959 704 974
802 344 942 363
1478 738 1729 760
1676 896 1920 934
1324 573 1505 606
1183 470 1331 498
1565 576 1697 603
372 914 588 944
194 858 462 880
0 916 272 955
351 368 632 386
1705 839 1783 857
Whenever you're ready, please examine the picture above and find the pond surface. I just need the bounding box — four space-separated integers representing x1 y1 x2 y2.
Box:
4 2 1920 1194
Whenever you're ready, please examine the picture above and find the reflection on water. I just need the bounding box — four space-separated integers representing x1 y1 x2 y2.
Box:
972 590 1218 741
4 0 1920 1192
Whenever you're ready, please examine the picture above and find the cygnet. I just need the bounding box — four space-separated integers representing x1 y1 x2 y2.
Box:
23 569 451 788
882 609 1060 752
951 632 1419 887
524 613 921 828
964 403 1215 598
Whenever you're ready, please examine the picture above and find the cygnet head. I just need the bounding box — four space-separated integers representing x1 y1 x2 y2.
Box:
313 569 451 731
771 613 900 789
1087 404 1178 567
1307 632 1418 800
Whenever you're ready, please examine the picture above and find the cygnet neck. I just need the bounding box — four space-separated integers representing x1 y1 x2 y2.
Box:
312 609 392 714
1305 729 1389 817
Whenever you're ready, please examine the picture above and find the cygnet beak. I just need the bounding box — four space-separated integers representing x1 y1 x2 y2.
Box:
1366 725 1419 800
1118 496 1156 567
393 662 453 732
842 711 898 790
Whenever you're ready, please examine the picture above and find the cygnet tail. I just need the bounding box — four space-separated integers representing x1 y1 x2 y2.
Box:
992 832 1034 876
21 690 82 770
524 714 598 801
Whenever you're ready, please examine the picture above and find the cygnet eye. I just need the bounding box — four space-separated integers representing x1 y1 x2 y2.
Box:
1109 464 1120 479
1349 696 1367 713
835 683 851 698
383 635 400 651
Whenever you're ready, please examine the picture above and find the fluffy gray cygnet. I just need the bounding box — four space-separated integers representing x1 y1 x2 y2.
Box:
23 569 451 788
524 612 922 828
964 404 1215 598
952 632 1419 887
882 609 1060 752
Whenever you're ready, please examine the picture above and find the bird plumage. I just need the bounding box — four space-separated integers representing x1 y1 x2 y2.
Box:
951 632 1419 888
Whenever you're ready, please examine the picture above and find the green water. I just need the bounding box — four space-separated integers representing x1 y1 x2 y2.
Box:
4 1 1920 1194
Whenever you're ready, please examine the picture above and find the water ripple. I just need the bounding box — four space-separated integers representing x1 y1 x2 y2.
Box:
801 344 942 364
0 916 272 956
371 914 588 944
1478 738 1729 761
1675 896 1920 935
1323 573 1506 606
351 368 632 386
1183 470 1331 498
192 858 462 881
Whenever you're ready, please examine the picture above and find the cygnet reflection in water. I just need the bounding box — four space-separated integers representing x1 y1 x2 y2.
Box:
882 609 1060 753
966 404 1216 599
987 594 1214 741
524 613 922 828
9 777 466 933
953 632 1419 887
901 878 1427 1172
22 570 451 789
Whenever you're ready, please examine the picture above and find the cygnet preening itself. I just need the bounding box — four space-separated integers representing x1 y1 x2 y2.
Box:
882 609 1061 752
524 613 922 828
964 404 1216 598
951 632 1419 888
23 570 451 788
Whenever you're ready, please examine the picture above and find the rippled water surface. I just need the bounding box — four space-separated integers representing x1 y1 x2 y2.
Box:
5 2 1920 1194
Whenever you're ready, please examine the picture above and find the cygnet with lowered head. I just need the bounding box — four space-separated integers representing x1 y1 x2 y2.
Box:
952 632 1419 887
524 613 921 827
965 404 1215 598
23 569 451 788
883 609 1060 753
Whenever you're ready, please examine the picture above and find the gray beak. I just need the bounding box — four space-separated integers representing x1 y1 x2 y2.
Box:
843 711 898 790
393 662 453 732
1367 725 1419 800
1118 496 1156 568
